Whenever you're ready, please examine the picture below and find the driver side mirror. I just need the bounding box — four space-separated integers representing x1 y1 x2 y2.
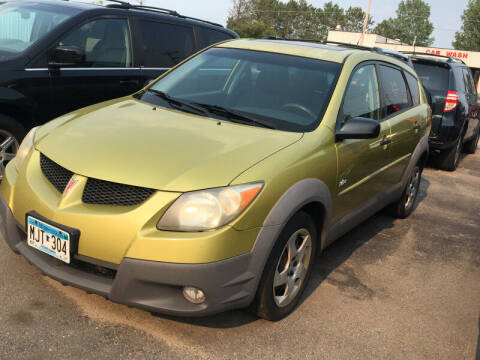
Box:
49 45 85 67
335 117 381 142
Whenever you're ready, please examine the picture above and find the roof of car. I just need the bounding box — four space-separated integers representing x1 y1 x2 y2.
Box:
218 39 357 63
8 0 236 34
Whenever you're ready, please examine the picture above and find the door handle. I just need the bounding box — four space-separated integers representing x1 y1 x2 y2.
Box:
380 137 392 146
413 123 421 130
120 79 140 86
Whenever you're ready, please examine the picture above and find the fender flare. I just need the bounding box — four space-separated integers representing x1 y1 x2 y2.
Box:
242 179 332 302
401 135 429 188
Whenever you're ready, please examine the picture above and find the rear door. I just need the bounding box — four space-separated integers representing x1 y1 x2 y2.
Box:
134 19 195 85
49 16 141 118
334 63 392 222
379 64 421 183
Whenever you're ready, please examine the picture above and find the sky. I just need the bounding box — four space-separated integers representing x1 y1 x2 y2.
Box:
128 0 467 49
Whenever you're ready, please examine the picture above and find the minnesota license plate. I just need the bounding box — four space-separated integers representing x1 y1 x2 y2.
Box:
27 216 71 263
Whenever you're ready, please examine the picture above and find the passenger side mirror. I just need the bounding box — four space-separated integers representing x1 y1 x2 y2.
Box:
335 117 381 142
49 46 85 67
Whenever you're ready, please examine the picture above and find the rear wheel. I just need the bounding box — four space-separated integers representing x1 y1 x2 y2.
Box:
252 211 317 321
439 133 463 171
390 163 422 219
464 125 480 154
0 114 26 179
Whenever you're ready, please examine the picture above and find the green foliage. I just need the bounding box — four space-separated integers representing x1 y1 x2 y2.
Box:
374 0 434 46
227 0 373 41
453 0 480 51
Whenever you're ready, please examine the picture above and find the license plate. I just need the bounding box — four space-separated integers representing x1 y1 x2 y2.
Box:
27 216 71 263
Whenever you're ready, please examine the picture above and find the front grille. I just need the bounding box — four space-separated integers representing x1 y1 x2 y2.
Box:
82 178 156 206
40 154 74 193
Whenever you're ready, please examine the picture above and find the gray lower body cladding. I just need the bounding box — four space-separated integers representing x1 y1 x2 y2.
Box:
0 194 266 317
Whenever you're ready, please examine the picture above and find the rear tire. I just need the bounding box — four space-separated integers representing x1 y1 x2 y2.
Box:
464 125 479 154
0 114 26 178
439 133 463 171
389 163 422 219
251 211 317 321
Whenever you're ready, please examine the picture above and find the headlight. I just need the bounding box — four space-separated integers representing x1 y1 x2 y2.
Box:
14 126 39 171
157 182 263 232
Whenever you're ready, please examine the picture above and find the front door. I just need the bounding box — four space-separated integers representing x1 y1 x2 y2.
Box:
49 17 142 119
334 63 392 223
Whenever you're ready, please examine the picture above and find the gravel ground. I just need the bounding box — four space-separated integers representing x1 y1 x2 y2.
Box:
0 149 479 360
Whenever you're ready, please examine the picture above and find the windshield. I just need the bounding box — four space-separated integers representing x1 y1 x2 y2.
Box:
0 2 80 59
142 47 342 132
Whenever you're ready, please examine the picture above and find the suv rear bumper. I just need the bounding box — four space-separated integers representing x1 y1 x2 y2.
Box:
0 194 259 317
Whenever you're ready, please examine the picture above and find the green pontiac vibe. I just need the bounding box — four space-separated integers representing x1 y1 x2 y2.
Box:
0 39 431 320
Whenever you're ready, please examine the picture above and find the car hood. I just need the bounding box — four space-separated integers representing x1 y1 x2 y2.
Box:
36 98 303 192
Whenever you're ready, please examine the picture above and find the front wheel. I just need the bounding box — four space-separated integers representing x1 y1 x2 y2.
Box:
251 211 317 321
0 114 26 179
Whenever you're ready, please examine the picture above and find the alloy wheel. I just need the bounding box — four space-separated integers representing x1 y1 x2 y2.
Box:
0 130 19 180
405 166 420 211
273 228 312 308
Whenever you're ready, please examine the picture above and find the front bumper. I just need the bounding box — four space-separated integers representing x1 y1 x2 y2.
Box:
0 193 261 316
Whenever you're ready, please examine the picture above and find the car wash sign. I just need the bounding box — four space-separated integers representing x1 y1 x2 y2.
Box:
426 49 469 60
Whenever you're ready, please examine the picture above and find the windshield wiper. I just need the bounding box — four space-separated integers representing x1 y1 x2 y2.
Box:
193 103 275 129
147 89 208 116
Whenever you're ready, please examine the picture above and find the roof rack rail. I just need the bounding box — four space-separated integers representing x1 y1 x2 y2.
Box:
372 47 414 67
104 0 223 28
263 37 414 67
401 51 466 65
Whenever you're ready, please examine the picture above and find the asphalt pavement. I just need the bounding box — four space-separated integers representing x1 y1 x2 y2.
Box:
0 149 479 360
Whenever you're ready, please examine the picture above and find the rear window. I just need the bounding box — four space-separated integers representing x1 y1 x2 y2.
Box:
197 27 234 49
138 20 195 68
413 63 449 92
405 72 420 106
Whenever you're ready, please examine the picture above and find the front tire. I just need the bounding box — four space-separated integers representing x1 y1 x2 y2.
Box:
0 114 26 179
252 211 317 321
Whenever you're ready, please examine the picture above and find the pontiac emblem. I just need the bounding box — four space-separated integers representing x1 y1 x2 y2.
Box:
64 179 78 195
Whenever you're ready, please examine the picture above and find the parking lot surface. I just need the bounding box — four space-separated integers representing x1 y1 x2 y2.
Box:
1 150 479 360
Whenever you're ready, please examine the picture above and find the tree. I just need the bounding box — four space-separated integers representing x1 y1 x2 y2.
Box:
374 0 434 46
453 0 480 51
227 0 373 41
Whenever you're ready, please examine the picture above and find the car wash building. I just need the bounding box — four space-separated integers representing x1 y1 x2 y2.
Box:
328 31 480 90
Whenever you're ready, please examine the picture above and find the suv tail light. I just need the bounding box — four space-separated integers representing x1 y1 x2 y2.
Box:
444 91 459 112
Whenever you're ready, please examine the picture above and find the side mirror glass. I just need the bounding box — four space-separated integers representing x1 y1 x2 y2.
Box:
335 117 381 142
49 46 85 67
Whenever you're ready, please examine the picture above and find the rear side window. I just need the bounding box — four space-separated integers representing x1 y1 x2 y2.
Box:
197 27 233 49
405 72 420 106
454 68 466 92
463 68 476 95
341 64 381 125
378 65 409 117
413 63 449 92
138 20 195 67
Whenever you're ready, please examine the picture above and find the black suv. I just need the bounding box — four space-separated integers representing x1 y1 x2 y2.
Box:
410 54 480 170
0 0 237 171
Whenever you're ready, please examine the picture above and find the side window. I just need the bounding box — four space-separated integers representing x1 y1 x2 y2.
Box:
405 72 420 106
340 64 381 126
378 65 409 117
463 68 476 96
59 18 132 68
197 27 234 49
138 20 194 68
455 68 466 93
